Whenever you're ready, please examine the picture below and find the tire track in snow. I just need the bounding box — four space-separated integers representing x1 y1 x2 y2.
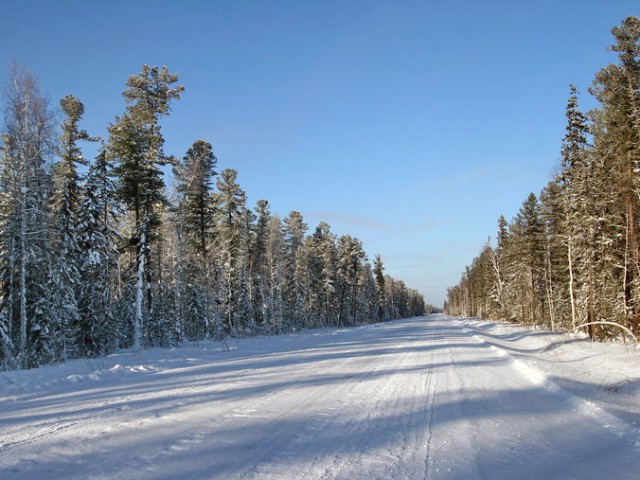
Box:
0 420 80 451
249 339 419 479
241 319 437 480
425 336 489 480
423 346 437 480
114 336 406 480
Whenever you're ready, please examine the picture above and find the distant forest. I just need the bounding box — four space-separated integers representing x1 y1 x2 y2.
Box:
446 17 640 341
0 64 428 370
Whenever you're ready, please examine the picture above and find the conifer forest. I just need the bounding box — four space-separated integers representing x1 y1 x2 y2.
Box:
446 17 640 341
3 9 640 479
0 64 427 370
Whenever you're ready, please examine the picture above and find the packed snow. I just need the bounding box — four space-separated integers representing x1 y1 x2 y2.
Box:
1 314 639 479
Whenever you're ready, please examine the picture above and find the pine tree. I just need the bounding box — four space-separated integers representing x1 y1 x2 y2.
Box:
449 19 640 337
294 238 311 327
238 205 257 333
587 109 625 335
108 65 184 349
0 62 432 369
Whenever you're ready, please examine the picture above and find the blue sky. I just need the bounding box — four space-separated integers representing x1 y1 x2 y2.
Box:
1 1 637 306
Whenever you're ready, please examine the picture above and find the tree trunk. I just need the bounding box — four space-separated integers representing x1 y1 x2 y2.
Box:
133 226 146 351
19 182 27 358
567 234 577 331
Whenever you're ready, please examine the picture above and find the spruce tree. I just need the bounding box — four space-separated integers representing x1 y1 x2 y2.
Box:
373 254 387 321
357 261 377 323
173 140 217 257
172 140 217 341
49 95 97 358
490 215 509 320
249 199 271 329
539 180 567 331
213 168 248 335
558 85 592 331
264 216 286 333
314 222 337 326
336 235 365 326
77 145 123 354
282 211 308 327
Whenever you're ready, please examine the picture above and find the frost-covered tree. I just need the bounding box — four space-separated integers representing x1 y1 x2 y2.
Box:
173 140 217 258
373 254 387 321
108 65 183 350
505 194 546 325
172 139 217 341
264 216 286 333
282 211 308 328
538 180 568 331
590 16 640 330
77 145 123 354
0 62 427 370
0 64 56 368
447 17 640 338
47 95 97 359
357 261 378 323
248 199 271 329
213 168 249 335
556 85 593 331
336 235 366 326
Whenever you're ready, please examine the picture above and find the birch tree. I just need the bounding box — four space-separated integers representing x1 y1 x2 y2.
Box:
0 64 56 367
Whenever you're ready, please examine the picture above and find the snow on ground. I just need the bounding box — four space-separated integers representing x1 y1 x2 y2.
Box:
1 314 639 479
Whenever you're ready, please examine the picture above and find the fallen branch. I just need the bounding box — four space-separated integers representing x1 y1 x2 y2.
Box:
540 321 638 353
571 321 638 345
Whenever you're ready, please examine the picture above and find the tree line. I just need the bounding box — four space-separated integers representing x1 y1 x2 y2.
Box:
0 64 427 370
446 17 640 340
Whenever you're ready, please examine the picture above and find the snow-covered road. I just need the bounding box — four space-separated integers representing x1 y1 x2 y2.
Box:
1 315 639 479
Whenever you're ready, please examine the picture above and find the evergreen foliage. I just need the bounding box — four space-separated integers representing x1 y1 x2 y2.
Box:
48 95 98 359
0 63 426 370
77 145 123 354
446 17 640 340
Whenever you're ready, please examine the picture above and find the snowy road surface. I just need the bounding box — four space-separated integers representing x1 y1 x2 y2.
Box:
1 315 639 479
